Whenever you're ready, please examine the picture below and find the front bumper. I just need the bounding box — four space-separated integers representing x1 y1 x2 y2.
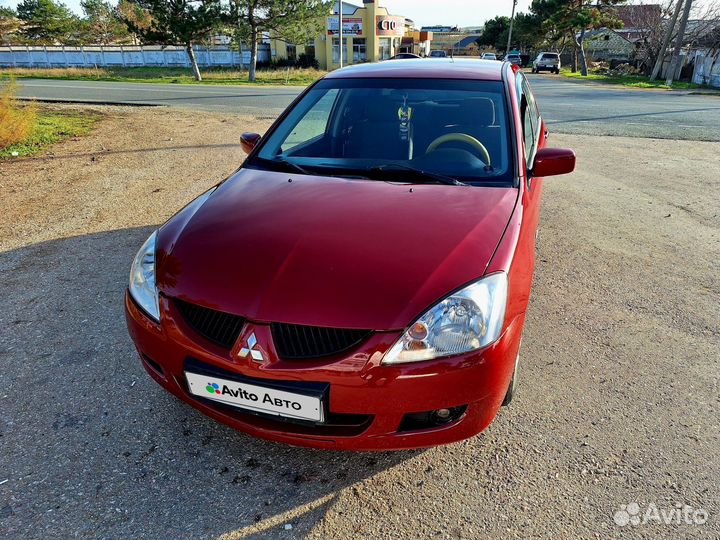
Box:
125 292 523 450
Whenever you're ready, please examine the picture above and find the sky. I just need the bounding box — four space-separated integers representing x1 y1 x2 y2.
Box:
0 0 534 27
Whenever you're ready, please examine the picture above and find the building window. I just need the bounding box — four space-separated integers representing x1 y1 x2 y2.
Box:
286 44 297 61
379 38 391 60
352 38 367 62
332 38 348 64
305 40 316 60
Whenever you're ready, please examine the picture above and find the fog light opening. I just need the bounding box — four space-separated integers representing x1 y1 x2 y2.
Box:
398 405 468 432
431 408 453 424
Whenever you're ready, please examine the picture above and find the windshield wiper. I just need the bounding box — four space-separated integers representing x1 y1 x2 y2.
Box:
255 157 311 176
367 164 467 186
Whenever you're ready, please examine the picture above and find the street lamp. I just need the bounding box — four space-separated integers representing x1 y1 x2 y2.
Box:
339 0 343 68
506 0 518 55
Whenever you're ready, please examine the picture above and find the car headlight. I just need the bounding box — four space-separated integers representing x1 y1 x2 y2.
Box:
129 230 160 322
383 273 508 364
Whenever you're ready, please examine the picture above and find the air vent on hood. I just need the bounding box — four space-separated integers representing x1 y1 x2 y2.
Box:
271 323 371 360
174 299 245 349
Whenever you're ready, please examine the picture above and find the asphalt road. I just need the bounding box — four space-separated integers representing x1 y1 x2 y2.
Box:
15 75 720 141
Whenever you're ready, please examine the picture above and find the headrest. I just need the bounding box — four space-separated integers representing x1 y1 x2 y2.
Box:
444 98 496 127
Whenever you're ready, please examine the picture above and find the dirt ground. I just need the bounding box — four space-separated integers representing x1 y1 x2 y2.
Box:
0 105 718 540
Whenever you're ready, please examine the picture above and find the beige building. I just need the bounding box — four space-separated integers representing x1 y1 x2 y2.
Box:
271 0 432 70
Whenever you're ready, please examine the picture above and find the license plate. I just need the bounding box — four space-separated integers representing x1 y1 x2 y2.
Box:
185 372 324 422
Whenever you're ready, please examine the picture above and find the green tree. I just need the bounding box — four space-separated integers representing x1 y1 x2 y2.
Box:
80 0 131 44
512 12 544 51
16 0 79 44
120 0 223 81
227 0 331 82
477 16 510 52
531 0 625 75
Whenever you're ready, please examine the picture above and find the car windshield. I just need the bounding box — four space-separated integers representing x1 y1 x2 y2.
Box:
250 78 513 186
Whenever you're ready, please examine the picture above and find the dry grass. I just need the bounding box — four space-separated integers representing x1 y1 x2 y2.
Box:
0 66 326 86
0 79 37 149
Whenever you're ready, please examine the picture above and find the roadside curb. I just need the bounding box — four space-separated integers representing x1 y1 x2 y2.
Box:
16 96 167 107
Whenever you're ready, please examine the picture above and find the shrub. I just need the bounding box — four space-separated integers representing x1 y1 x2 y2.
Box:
0 79 37 149
297 53 319 69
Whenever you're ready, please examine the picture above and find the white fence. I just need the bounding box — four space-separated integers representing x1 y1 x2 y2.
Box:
692 50 720 88
0 44 271 68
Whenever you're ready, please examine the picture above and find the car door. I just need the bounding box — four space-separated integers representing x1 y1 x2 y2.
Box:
513 71 545 308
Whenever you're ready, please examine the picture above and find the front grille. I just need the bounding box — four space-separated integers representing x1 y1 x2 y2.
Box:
174 299 245 349
271 323 371 360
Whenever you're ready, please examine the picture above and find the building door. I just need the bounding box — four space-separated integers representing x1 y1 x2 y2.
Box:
353 39 367 63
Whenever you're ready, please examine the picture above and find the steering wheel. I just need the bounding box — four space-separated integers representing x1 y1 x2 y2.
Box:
426 133 492 166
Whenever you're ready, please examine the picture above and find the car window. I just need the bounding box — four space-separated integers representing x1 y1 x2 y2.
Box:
517 74 540 165
282 89 339 152
252 78 514 185
542 53 559 60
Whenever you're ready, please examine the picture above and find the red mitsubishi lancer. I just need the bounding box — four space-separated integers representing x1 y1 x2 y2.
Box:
125 59 575 450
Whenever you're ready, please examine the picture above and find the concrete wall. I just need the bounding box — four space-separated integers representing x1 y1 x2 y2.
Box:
692 50 720 88
0 45 270 68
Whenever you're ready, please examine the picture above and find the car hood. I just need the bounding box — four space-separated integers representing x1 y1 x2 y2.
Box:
157 169 518 330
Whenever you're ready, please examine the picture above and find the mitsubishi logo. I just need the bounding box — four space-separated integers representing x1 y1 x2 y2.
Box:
239 333 264 362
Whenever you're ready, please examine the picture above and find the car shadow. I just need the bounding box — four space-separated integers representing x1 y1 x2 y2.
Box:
0 227 423 539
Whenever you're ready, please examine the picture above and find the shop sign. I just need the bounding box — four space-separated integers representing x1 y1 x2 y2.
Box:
376 16 405 36
327 17 364 36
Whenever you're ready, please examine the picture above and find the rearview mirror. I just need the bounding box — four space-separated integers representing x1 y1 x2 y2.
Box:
240 132 261 155
531 148 576 177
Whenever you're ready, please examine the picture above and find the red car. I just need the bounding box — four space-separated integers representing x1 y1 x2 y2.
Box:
125 59 575 450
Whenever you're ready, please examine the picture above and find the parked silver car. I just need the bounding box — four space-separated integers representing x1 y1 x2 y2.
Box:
481 52 497 60
532 52 561 74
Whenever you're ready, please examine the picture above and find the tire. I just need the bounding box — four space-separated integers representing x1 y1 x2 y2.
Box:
502 353 520 406
554 68 559 74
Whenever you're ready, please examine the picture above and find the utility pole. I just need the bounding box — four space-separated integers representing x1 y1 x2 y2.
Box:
506 0 518 54
650 0 684 80
666 0 693 85
339 0 343 68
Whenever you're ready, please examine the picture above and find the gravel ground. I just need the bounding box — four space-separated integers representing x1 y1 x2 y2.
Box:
0 106 718 540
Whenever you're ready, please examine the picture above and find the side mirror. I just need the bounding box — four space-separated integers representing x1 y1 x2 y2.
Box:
240 132 261 155
532 147 576 177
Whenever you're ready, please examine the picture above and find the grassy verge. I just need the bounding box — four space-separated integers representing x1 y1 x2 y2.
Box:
560 68 712 90
0 66 325 86
1 109 100 159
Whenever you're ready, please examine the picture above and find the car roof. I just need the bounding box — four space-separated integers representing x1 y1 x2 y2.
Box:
325 58 505 81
